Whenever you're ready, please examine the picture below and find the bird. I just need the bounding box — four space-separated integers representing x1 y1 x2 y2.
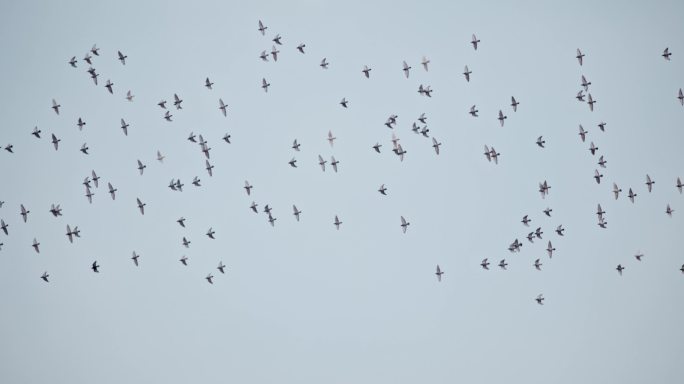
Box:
327 130 336 147
555 225 565 236
534 259 543 271
646 174 655 192
164 111 173 121
65 224 80 243
117 50 127 65
52 99 61 115
32 238 40 253
543 208 553 217
435 265 444 281
417 113 427 124
402 61 411 78
83 52 92 65
378 184 387 195
579 125 587 142
539 181 551 198
205 160 214 177
616 264 625 275
31 126 41 138
484 145 492 162
678 89 683 106
107 183 117 200
288 157 297 168
489 147 500 164
0 219 8 235
259 50 269 61
331 156 339 172
339 98 348 108
463 65 471 82
587 93 596 111
157 150 165 163
158 100 167 109
546 241 556 259
4 144 13 153
85 186 94 204
68 56 77 67
589 142 598 155
535 227 544 239
263 204 272 215
262 78 270 92
677 177 683 193
498 259 508 270
217 262 226 274
471 34 480 50
50 204 62 217
136 198 145 215
206 274 214 284
432 138 441 154
244 181 253 195
536 294 545 305
576 90 585 102
105 79 114 94
576 48 584 65
581 75 591 91
173 93 183 109
77 117 86 130
91 44 100 56
180 256 188 266
511 96 519 112
293 205 301 221
137 160 146 175
362 65 371 78
666 204 674 217
635 251 644 261
258 20 267 35
182 237 191 248
20 204 29 223
598 121 606 132
612 183 622 200
628 188 637 203
272 33 282 45
373 143 382 153
594 169 603 184
536 136 545 148
250 202 258 214
271 45 279 61
598 155 607 168
192 176 201 187
297 43 306 53
498 110 507 127
131 251 140 266
597 204 605 219
480 258 490 270
421 56 430 71
219 99 228 117
334 215 342 230
41 272 49 282
206 228 215 239
320 58 329 69
400 216 410 233
80 143 89 155
177 217 186 227
205 77 214 89
662 47 672 61
268 214 277 227
522 215 531 226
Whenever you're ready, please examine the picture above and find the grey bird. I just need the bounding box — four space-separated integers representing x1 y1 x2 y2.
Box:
68 56 77 67
173 93 183 109
543 208 553 217
628 188 637 203
219 99 228 117
83 52 92 65
334 215 342 230
206 160 214 177
108 183 117 200
192 176 201 186
594 169 603 184
581 75 591 91
320 58 329 69
258 20 267 35
481 258 490 270
340 98 348 108
373 143 382 153
157 150 165 163
41 272 49 282
534 259 542 271
31 126 41 138
662 47 672 61
250 202 258 213
666 204 674 217
616 264 624 275
576 90 585 102
378 184 387 195
646 174 655 192
498 110 507 127
362 65 371 78
678 88 683 106
136 198 146 215
498 259 508 270
77 117 86 130
262 78 270 92
205 77 214 89
402 61 411 78
268 214 277 227
421 56 430 71
331 156 340 173
536 294 544 305
293 205 301 221
536 136 545 148
579 125 587 142
597 204 605 219
435 265 444 281
105 79 114 94
598 155 607 168
271 45 279 61
0 219 7 235
259 50 269 61
328 130 336 147
164 111 173 121
137 160 146 175
20 204 29 223
289 157 297 168
50 204 62 217
400 216 410 234
91 44 100 56
217 262 226 274
158 100 167 109
206 227 215 239
272 34 282 45
556 225 565 236
432 138 441 154
522 215 531 226
32 238 40 253
52 99 61 115
418 113 427 124
244 181 253 195
587 93 596 111
676 177 682 193
91 261 100 273
635 251 644 261
469 105 479 117
206 274 214 284
511 96 519 112
180 256 188 266
85 186 94 204
80 143 89 155
612 183 622 200
598 121 606 132
463 65 471 82
292 139 301 151
131 252 140 266
471 34 480 50
589 142 598 155
576 48 584 65
177 217 186 227
318 155 327 171
117 50 127 65
182 237 191 248
297 44 305 53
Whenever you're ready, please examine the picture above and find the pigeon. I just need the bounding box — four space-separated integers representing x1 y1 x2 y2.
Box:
272 34 282 45
330 157 339 172
258 20 267 35
662 47 672 61
320 58 329 69
581 75 591 91
187 132 197 143
172 93 183 110
536 294 544 305
576 90 585 102
180 256 188 266
182 237 191 248
463 65 471 82
129 251 139 266
91 44 100 56
594 169 603 184
612 183 622 200
556 225 565 236
205 77 214 89
105 79 114 94
206 228 215 239
535 227 544 239
137 160 146 175
91 171 101 188
635 251 644 261
68 56 77 67
511 96 519 112
400 216 410 233
271 45 280 61
534 259 542 271
192 176 201 187
268 214 277 227
598 121 606 132
0 219 7 235
217 262 226 274
334 215 342 230
31 126 41 138
158 100 167 109
85 186 94 204
579 125 587 142
20 204 29 223
498 259 508 270
297 44 306 53
435 265 444 281
250 202 258 213
522 215 531 226
481 258 490 270
646 174 655 192
32 238 40 253
88 68 99 84
539 181 551 198
402 61 411 78
536 136 545 148
598 217 608 228
469 105 479 117
117 50 127 65
576 48 584 65
259 50 269 61
164 111 173 121
80 143 89 155
677 177 683 193
340 98 348 108
136 198 145 215
471 34 480 50
489 147 500 164
219 99 228 117
83 52 92 65
498 110 507 127
4 144 13 153
328 130 336 147
176 217 186 228
421 56 430 71
679 89 684 106
52 99 61 115
41 272 49 282
50 204 62 217
244 181 253 195
598 155 607 168
293 205 301 221
543 208 553 217
108 183 117 200
205 160 214 177
263 204 272 215
362 65 371 78
157 150 165 163
262 78 270 92
378 184 387 195
666 204 674 217
432 138 441 154
77 117 86 130
589 142 598 155
616 264 624 275
587 93 596 111
484 145 492 162
597 204 605 219
628 188 638 203
417 113 427 124
206 274 214 284
123 90 134 102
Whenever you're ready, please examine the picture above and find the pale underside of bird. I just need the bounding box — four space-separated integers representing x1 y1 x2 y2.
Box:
435 265 443 281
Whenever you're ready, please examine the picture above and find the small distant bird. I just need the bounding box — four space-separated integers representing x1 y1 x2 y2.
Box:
244 181 253 195
612 183 622 200
180 256 188 266
484 145 492 162
259 50 269 61
268 214 277 227
85 186 94 204
598 121 606 132
192 176 201 187
340 98 348 108
272 33 282 45
556 225 565 236
597 204 605 219
91 44 100 56
250 202 258 213
646 174 655 192
52 99 61 115
463 65 471 82
511 97 519 112
80 143 89 155
20 204 29 223
489 147 500 164
432 138 442 155
589 142 598 155
576 48 584 65
41 272 49 282
328 130 336 147
662 47 672 61
105 79 114 94
68 56 77 67
182 237 191 248
616 264 624 275
581 75 591 91
598 155 607 168
157 150 165 163
594 169 603 184
50 204 62 217
205 77 214 89
628 188 637 203
292 139 301 151
536 294 544 305
400 216 410 234
334 215 342 230
164 111 173 121
219 98 228 117
421 56 430 71
77 117 86 130
292 205 301 221
666 204 674 217
297 44 306 53
206 274 214 284
91 261 100 273
362 65 371 78
262 78 270 92
117 50 127 65
320 58 329 69
137 160 146 175
579 125 587 142
373 143 382 153
539 180 551 198
471 34 480 50
271 45 279 61
32 238 40 253
536 136 545 148
543 208 553 217
480 258 490 270
469 105 479 117
498 259 508 270
31 126 41 138
205 160 214 177
173 93 183 109
402 61 411 78
418 113 427 124
206 227 215 239
0 219 7 235
678 88 684 106
258 20 267 35
4 144 14 153
522 215 531 226
587 93 596 111
330 156 339 172
131 251 140 266
498 110 507 127
535 227 543 239
125 90 134 102
177 217 186 227
635 251 644 261
217 262 226 274
136 198 146 215
378 184 387 195
676 177 682 193
83 52 92 65
576 90 585 102
534 259 542 271
158 100 167 109
288 157 297 168
188 132 197 142
108 183 117 200
263 204 272 215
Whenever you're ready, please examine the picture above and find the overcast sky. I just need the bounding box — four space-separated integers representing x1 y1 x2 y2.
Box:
1 1 683 383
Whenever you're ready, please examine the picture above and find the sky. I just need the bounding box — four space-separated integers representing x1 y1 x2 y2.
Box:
0 0 683 383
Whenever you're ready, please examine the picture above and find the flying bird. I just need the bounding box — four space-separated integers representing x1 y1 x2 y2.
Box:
587 93 596 111
498 259 508 270
259 50 269 61
340 98 348 108
158 100 167 109
402 61 411 78
31 126 41 138
217 262 226 274
471 34 480 50
581 75 591 91
258 20 267 35
80 143 89 155
85 186 94 204
373 143 382 153
91 44 100 56
206 274 214 284
77 117 86 130
435 265 444 281
180 256 188 266
534 259 543 271
108 183 117 200
579 125 587 142
164 111 173 121
334 215 342 230
297 44 305 53
400 216 410 233
131 251 140 266
68 56 77 67
469 105 479 117
676 177 682 193
320 58 329 69
293 205 301 221
536 294 544 305
182 237 191 248
206 227 215 239
271 45 280 61
136 198 146 215
498 110 507 127
331 156 339 172
666 204 674 217
52 99 61 115
173 93 183 109
0 219 8 235
244 181 253 195
126 90 134 102
481 258 490 270
362 65 371 78
421 56 430 71
628 188 637 203
20 204 29 223
556 225 565 236
612 183 622 200
594 169 603 184
432 138 441 154
589 142 598 155
219 99 228 117
105 79 114 94
646 174 655 192
41 272 49 282
378 184 387 195
576 48 584 65
137 160 146 175
678 89 683 106
327 130 336 147
522 215 531 226
598 121 606 132
616 264 625 275
662 47 672 61
157 150 165 163
543 208 553 217
463 65 471 82
205 77 214 89
205 160 214 176
117 50 127 65
50 204 62 217
536 136 545 148
598 155 607 168
272 33 282 45
262 78 270 92
32 238 40 253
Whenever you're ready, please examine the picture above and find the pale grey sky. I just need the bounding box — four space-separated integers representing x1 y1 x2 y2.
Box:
0 1 683 383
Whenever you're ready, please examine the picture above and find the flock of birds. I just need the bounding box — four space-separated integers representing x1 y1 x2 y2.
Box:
2 21 683 304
